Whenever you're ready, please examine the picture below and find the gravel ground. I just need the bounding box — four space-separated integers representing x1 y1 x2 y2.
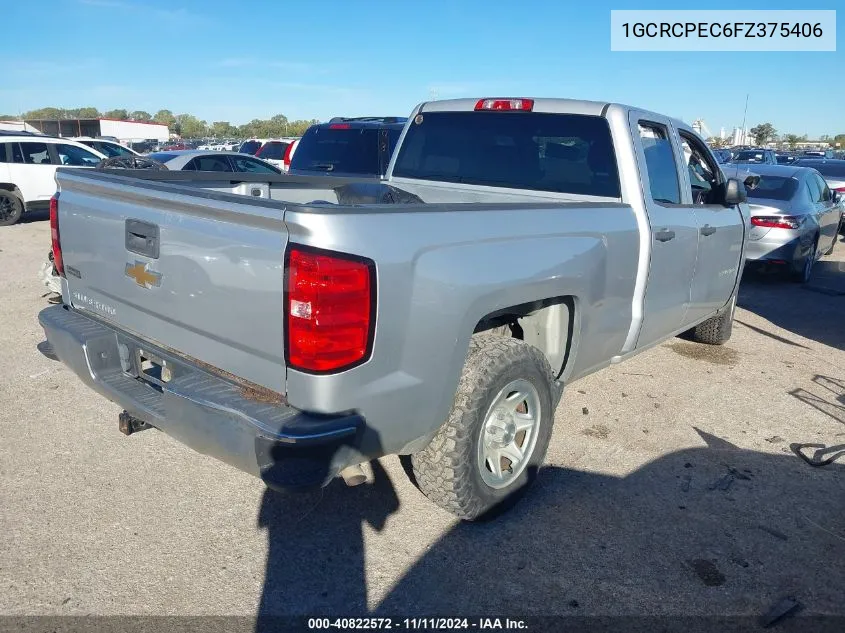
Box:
1 214 843 624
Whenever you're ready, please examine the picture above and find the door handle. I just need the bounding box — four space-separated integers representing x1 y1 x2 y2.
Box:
655 229 676 242
700 225 717 237
125 219 160 259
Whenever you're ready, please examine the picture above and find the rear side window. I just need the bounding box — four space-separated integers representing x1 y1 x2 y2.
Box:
813 173 831 201
19 142 52 165
56 144 101 166
638 123 680 204
391 112 620 197
291 127 381 175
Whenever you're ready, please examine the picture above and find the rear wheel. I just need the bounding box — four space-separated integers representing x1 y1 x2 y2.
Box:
824 233 837 256
0 191 23 226
411 335 558 520
792 239 817 283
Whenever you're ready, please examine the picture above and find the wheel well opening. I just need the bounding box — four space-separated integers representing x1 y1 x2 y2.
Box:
474 296 576 378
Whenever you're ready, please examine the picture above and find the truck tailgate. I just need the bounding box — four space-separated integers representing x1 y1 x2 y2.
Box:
55 170 287 394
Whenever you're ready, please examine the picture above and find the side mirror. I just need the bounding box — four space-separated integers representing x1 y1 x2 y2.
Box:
722 178 747 206
833 190 841 204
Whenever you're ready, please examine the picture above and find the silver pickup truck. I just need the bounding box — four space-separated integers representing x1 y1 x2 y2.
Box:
39 98 750 519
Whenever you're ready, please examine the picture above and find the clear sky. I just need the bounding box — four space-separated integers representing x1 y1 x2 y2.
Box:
2 0 842 137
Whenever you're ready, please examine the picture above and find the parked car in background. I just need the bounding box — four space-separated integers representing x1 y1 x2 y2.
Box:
254 140 290 170
731 164 841 281
792 158 845 194
238 139 263 155
72 137 140 158
712 149 732 164
288 117 406 178
41 97 751 519
730 148 777 165
0 136 105 225
802 150 833 158
793 158 845 234
147 150 281 173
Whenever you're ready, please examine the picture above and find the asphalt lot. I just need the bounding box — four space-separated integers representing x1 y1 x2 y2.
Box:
1 213 843 624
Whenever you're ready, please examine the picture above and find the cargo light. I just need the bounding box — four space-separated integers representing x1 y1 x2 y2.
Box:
474 98 534 111
285 246 375 373
751 216 802 230
50 193 64 277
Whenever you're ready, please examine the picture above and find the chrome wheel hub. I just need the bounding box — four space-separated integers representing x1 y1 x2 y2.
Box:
477 379 541 489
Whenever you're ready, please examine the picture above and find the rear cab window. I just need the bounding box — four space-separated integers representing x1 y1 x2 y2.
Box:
290 126 381 175
257 142 288 160
391 112 620 197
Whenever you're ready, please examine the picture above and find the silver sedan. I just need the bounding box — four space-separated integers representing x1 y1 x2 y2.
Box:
725 164 841 282
147 150 281 174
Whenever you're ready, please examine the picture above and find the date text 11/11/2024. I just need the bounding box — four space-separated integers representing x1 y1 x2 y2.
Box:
307 618 528 630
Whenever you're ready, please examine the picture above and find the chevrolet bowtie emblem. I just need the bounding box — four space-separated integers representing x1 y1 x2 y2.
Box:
125 261 162 289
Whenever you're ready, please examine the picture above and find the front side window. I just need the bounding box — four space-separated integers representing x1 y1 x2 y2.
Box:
56 144 101 166
680 132 720 204
231 156 281 174
88 141 134 158
638 123 680 204
19 142 52 165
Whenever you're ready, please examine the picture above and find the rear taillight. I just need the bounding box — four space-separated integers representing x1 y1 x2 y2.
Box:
283 142 295 170
751 215 802 230
50 193 64 277
285 246 375 373
834 186 845 193
474 98 534 111
329 123 350 129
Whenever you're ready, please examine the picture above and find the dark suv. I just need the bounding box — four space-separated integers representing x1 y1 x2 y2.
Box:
288 116 407 178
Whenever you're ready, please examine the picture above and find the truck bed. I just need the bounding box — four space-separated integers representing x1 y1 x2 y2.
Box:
54 167 639 458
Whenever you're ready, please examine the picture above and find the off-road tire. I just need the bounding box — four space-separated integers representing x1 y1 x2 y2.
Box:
0 191 23 227
689 293 736 345
411 335 558 520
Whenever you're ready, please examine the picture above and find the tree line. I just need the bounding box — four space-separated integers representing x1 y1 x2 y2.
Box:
707 122 845 150
0 107 320 139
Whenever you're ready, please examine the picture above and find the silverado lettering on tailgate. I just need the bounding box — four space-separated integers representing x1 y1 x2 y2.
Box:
72 292 117 317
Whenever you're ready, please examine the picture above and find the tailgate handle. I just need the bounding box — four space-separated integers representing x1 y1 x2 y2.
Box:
125 219 160 259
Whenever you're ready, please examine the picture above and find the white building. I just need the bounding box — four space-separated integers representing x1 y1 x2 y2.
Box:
23 118 169 143
0 120 42 134
731 127 751 146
